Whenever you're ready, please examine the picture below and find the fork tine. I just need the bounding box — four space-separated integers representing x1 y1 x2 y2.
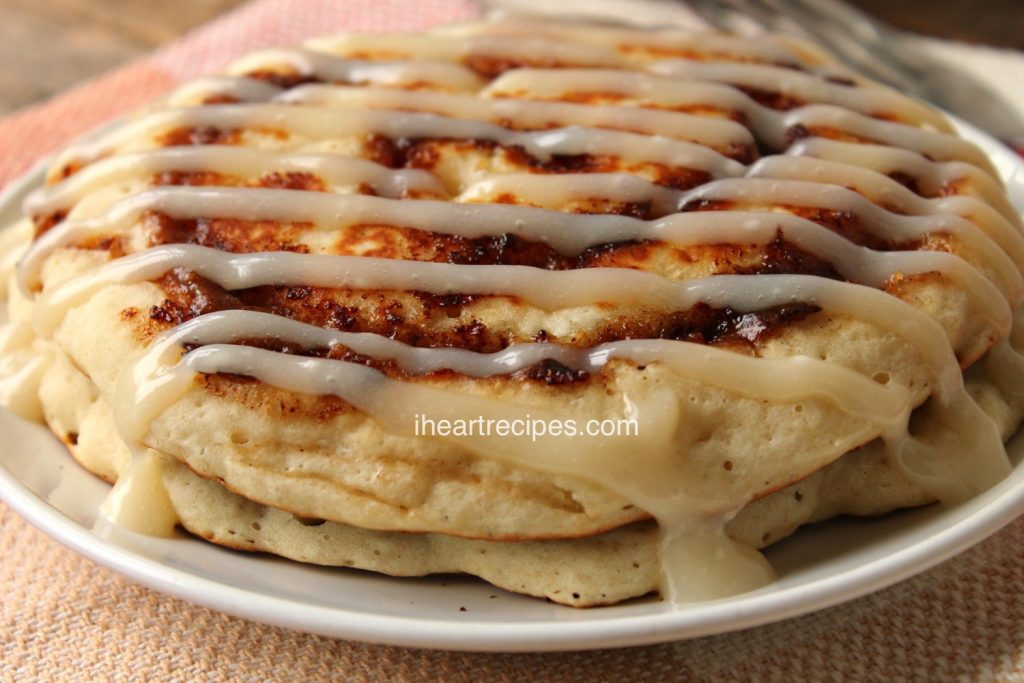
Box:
687 0 781 34
681 0 729 30
769 0 928 87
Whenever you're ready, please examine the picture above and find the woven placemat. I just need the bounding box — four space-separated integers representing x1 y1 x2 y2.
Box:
3 504 1021 681
1 1 1022 679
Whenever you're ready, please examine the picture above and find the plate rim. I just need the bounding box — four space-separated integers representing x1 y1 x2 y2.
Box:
1 118 1023 652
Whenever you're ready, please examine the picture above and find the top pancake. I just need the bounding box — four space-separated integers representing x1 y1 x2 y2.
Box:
8 19 1023 549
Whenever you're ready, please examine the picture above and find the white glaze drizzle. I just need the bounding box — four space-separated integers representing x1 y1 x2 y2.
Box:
122 304 1010 510
125 309 910 442
305 32 631 70
52 36 989 183
224 47 486 91
484 69 763 114
275 85 754 153
484 67 950 136
300 27 976 172
457 172 686 215
485 67 990 179
645 60 949 132
163 76 284 107
19 185 1021 319
26 147 448 218
788 138 1020 226
32 248 1013 594
679 178 1024 295
99 447 177 537
117 309 919 599
428 19 809 66
109 289 1007 599
48 105 744 184
6 19 1019 604
43 148 1001 285
31 243 964 398
747 155 1023 261
774 104 995 175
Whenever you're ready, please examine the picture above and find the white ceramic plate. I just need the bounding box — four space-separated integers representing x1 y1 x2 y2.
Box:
1 121 1023 652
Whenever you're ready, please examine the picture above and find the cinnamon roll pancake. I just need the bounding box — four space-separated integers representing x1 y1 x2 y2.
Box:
2 18 1023 607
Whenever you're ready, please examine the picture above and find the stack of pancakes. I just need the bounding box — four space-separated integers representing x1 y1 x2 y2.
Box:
1 19 1021 606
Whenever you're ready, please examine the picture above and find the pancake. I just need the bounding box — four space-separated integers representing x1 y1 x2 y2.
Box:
2 18 1023 606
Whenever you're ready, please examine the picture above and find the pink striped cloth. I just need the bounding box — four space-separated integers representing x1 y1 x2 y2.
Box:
0 0 474 188
1 1 1022 680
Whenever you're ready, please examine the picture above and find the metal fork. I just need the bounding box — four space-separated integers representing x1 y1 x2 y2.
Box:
684 0 1023 146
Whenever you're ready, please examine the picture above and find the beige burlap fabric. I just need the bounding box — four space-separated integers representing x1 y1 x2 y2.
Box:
3 505 1022 681
1 1 1022 679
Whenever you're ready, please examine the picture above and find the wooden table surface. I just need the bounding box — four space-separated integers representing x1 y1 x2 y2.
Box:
0 0 1021 116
